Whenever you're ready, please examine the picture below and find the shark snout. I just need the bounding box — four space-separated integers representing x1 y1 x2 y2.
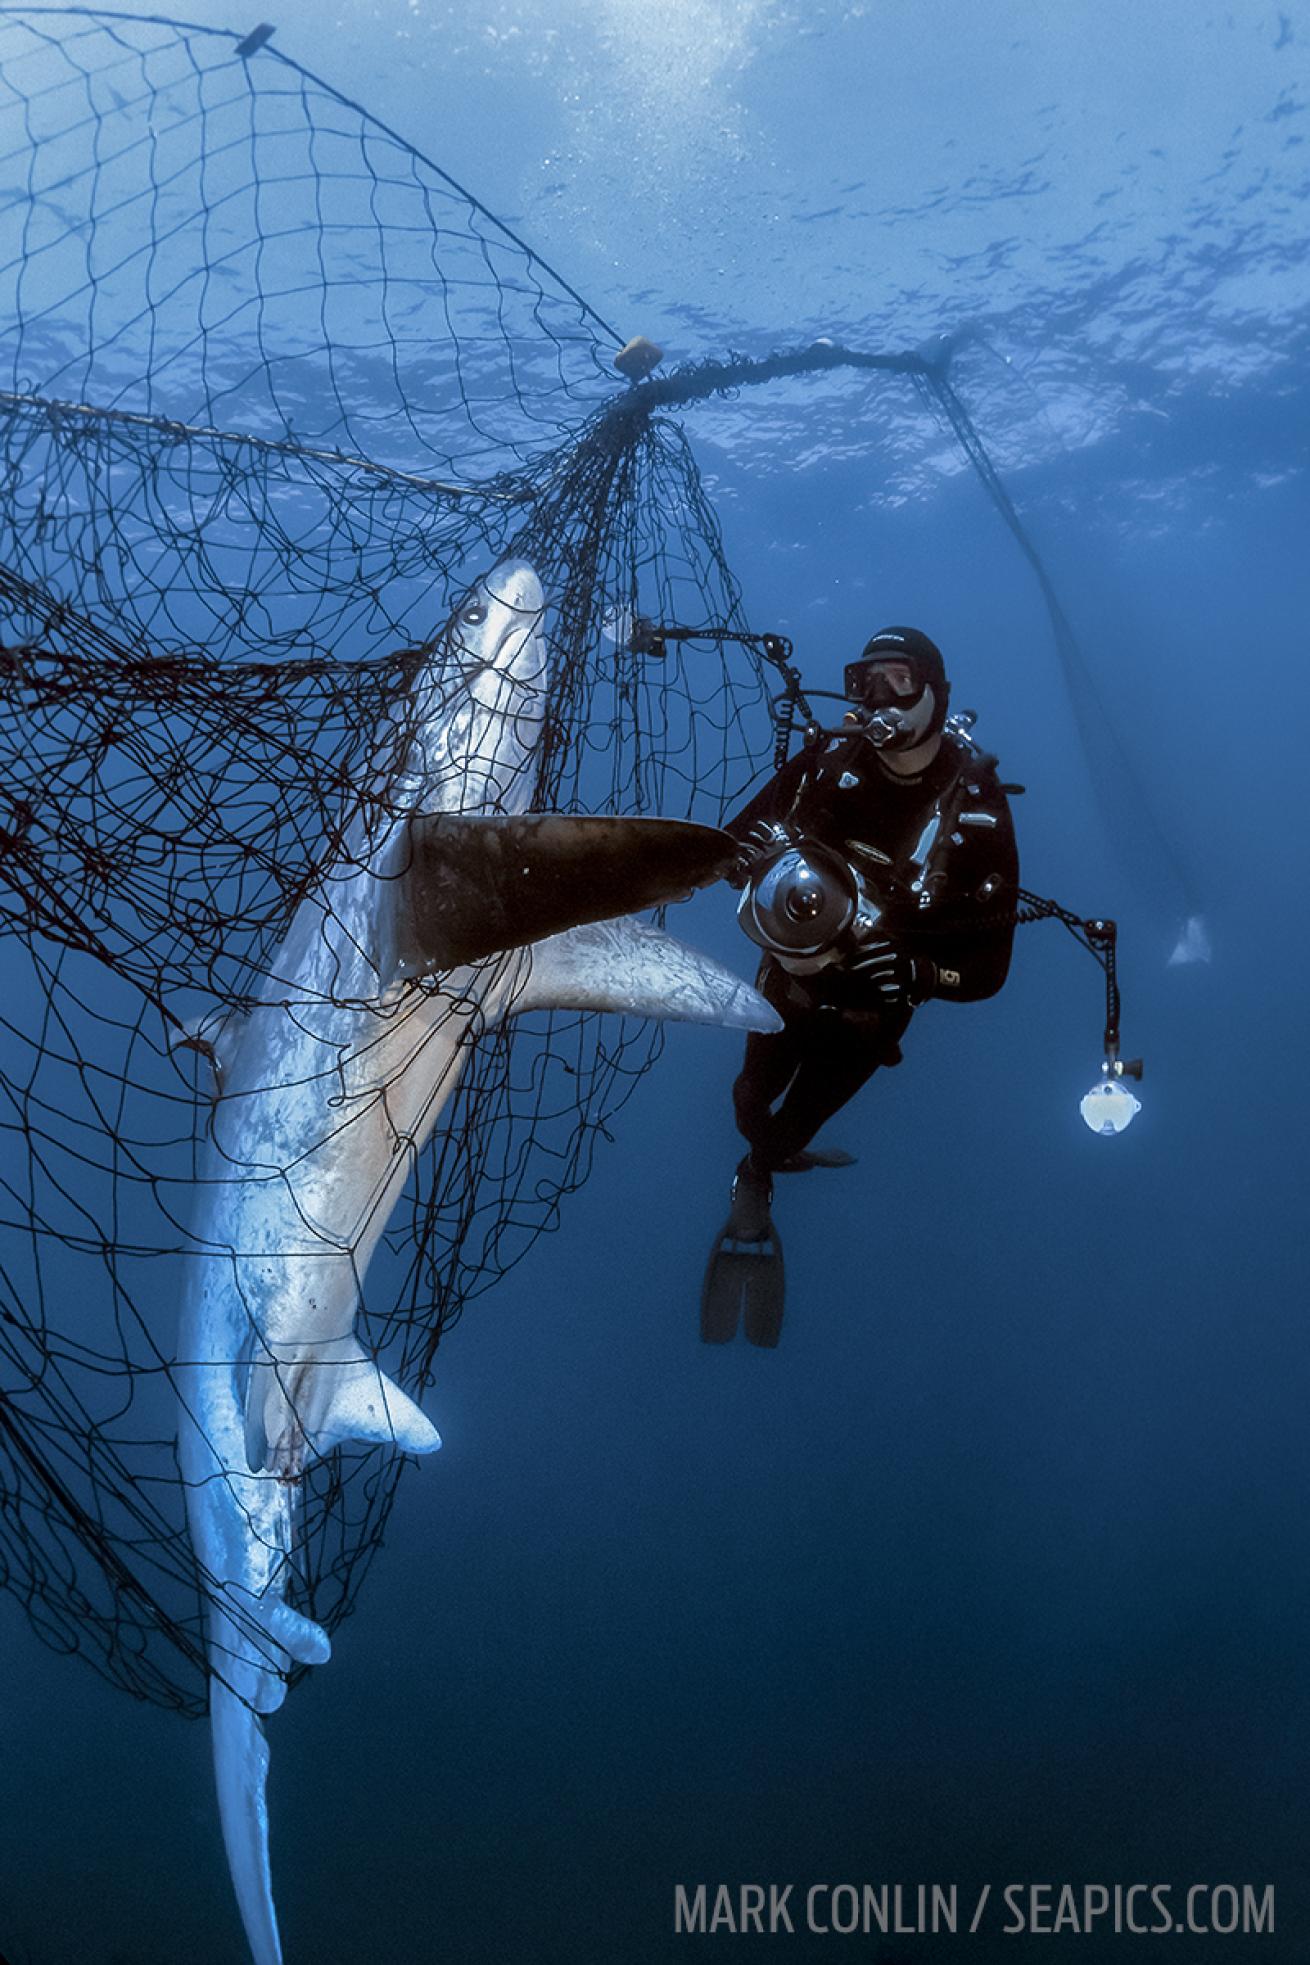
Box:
446 557 547 683
482 556 544 620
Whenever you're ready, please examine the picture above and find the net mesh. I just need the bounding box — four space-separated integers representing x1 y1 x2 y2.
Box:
0 6 1179 1723
0 7 768 1715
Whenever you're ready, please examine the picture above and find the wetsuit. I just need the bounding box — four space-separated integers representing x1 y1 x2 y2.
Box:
727 723 1019 1171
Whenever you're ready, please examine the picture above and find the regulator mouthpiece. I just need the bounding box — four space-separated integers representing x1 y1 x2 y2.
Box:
863 708 905 749
1080 1057 1143 1137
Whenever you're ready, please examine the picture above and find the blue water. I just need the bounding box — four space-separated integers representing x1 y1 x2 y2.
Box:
2 2 1309 1960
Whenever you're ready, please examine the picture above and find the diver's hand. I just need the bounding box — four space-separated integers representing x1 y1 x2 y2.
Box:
726 819 792 890
847 939 936 1006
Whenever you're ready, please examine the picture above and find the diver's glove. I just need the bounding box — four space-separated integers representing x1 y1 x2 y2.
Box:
847 939 937 1007
726 818 793 891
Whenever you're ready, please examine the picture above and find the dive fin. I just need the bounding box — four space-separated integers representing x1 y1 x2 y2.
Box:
776 1146 857 1172
244 1342 441 1478
210 1677 283 1965
700 1229 743 1344
509 916 783 1032
700 1225 785 1349
384 812 737 978
742 1229 786 1350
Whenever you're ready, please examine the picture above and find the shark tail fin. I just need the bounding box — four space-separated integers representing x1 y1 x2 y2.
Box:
201 1584 333 1958
243 1342 442 1478
507 916 783 1032
210 1677 284 1965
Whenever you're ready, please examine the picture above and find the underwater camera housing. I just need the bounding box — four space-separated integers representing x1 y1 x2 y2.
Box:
738 833 885 964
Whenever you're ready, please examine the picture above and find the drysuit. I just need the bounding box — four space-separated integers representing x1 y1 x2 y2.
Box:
727 722 1019 1171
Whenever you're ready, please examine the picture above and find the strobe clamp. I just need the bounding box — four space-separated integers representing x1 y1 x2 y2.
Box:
625 620 810 768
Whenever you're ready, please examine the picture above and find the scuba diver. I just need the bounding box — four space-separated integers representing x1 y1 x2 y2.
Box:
702 625 1020 1348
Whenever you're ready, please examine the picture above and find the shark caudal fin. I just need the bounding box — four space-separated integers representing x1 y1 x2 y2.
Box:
508 916 783 1031
243 1341 441 1478
201 1569 334 1963
211 1679 283 1965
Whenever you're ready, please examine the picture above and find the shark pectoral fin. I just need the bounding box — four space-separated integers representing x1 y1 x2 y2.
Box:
210 1678 283 1965
506 917 784 1032
245 1345 442 1477
384 813 738 978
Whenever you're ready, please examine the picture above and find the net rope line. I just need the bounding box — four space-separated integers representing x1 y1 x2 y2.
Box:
0 7 1166 1717
0 386 534 500
614 343 1200 925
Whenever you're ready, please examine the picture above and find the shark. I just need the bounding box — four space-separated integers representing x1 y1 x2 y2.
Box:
176 559 779 1964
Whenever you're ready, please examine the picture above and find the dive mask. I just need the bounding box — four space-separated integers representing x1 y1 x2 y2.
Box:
842 655 924 711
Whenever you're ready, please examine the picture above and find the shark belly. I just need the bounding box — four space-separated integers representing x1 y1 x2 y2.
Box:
174 559 784 1965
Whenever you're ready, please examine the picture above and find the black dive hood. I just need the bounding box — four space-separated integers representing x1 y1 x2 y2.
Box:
844 625 951 744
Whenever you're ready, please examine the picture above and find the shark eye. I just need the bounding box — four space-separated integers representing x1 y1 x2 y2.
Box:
461 602 487 626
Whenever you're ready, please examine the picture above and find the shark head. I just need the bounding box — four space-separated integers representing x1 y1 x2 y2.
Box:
400 557 549 817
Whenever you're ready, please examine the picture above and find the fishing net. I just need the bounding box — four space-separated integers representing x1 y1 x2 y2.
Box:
0 8 1184 1720
0 7 774 1716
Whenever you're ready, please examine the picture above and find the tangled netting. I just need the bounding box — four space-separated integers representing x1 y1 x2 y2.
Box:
0 6 784 1714
0 7 1187 1720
